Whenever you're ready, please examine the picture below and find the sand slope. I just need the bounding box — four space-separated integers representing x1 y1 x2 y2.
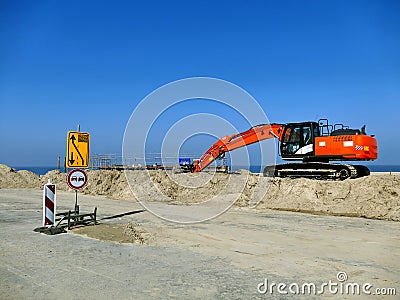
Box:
247 175 400 221
1 164 399 221
0 164 41 188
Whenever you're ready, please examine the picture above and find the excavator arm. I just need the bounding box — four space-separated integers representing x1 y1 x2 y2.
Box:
192 123 284 173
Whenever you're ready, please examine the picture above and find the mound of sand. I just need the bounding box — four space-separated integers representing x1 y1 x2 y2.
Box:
244 175 400 221
0 165 132 198
143 170 230 203
0 164 399 221
40 169 134 200
0 164 41 188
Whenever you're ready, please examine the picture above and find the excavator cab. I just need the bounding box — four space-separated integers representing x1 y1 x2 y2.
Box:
280 122 319 159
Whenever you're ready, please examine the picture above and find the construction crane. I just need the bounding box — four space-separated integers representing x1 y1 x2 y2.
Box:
191 119 378 179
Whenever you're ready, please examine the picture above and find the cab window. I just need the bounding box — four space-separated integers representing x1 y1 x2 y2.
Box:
303 126 312 145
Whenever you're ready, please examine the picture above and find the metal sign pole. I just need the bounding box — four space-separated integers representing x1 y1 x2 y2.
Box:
73 120 79 213
75 190 79 215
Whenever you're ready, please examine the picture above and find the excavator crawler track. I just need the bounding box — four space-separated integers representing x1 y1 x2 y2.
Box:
263 162 369 180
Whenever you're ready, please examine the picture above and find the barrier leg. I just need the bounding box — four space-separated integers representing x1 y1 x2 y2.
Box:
67 210 71 230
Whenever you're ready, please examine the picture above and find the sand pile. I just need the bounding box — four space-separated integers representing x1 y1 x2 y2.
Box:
0 165 132 198
122 170 239 205
0 164 399 221
0 164 41 188
147 171 230 202
41 169 133 199
243 174 400 221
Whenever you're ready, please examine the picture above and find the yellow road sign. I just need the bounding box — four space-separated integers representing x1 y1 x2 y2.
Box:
66 131 90 168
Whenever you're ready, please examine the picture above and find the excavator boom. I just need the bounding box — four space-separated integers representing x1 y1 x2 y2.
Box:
192 124 284 173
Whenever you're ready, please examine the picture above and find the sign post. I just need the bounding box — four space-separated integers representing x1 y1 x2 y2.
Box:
66 128 90 215
66 168 88 214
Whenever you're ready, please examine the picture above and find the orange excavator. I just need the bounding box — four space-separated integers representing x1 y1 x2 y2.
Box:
191 119 378 179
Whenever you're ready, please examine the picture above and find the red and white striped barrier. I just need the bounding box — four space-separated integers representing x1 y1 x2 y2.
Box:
43 180 56 226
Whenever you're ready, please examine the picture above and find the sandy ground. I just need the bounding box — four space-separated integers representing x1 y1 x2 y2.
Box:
0 189 398 299
1 164 399 221
1 163 399 298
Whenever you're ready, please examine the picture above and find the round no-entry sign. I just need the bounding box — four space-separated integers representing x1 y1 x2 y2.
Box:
66 169 88 190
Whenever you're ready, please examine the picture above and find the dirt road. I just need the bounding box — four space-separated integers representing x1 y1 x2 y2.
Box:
0 189 398 299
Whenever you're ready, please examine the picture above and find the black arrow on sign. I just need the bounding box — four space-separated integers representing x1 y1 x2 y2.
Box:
69 152 75 165
70 135 85 165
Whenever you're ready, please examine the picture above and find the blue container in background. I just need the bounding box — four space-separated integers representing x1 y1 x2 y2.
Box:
179 158 191 165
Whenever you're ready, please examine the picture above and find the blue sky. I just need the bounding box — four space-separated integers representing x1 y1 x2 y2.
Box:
0 0 399 166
